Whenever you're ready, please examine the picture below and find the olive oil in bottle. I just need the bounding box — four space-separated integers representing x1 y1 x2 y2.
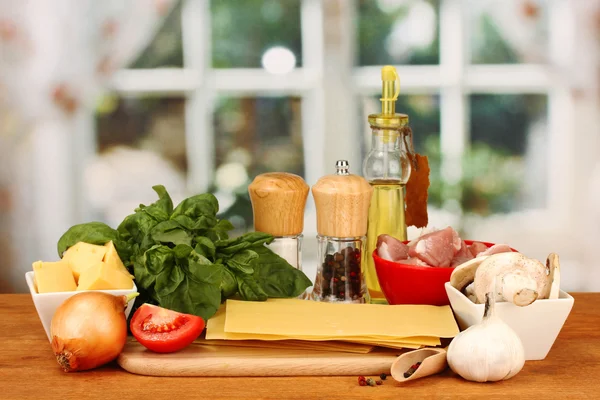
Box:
362 66 412 303
366 180 407 294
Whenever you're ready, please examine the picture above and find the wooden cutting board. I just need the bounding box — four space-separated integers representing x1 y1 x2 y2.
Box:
117 341 404 377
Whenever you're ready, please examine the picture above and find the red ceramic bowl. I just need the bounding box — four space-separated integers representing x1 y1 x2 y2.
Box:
373 240 515 306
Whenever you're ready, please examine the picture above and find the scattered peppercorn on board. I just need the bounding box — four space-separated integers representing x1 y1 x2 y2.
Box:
117 340 404 377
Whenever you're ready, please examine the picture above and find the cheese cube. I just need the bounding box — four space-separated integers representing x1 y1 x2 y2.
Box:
77 261 134 291
32 260 77 293
104 241 134 279
62 242 108 282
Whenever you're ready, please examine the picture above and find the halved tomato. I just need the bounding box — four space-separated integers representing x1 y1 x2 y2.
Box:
130 304 205 353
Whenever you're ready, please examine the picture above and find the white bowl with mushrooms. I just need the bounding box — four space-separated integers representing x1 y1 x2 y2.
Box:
445 252 574 361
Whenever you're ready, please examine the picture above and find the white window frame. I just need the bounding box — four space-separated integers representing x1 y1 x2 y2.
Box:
102 0 582 241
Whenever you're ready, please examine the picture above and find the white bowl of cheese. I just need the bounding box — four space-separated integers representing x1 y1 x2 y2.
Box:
25 272 136 342
25 241 137 342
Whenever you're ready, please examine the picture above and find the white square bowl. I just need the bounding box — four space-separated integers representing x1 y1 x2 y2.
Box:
25 271 137 342
445 282 574 361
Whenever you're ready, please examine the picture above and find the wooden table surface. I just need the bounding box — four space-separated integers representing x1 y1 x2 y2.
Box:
1 293 599 400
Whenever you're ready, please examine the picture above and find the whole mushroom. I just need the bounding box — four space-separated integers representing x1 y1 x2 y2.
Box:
449 256 489 293
450 252 557 306
473 252 549 307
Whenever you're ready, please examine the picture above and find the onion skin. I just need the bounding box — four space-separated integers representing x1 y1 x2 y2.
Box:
50 292 135 372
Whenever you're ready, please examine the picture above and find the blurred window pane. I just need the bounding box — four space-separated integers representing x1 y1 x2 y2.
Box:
357 0 440 66
129 1 183 68
212 96 303 229
466 94 548 214
468 0 548 64
211 0 302 68
213 96 304 177
90 95 188 225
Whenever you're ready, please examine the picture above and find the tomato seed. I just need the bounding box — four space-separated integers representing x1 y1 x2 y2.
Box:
141 315 189 333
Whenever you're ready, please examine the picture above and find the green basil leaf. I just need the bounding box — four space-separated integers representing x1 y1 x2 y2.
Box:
251 245 312 298
190 254 221 268
214 219 234 235
57 222 120 257
171 193 219 223
171 214 218 231
151 220 192 247
145 184 174 220
138 204 169 224
235 272 268 301
173 243 194 260
201 226 231 242
155 264 185 298
225 249 258 275
118 186 173 249
117 209 159 244
188 249 213 266
216 241 251 256
220 265 237 298
156 271 222 321
216 219 234 230
193 236 216 260
217 232 273 249
142 245 175 275
156 259 222 320
133 245 175 296
133 261 156 298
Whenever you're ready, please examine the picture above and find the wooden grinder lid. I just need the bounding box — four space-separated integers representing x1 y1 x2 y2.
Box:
311 160 373 238
248 172 309 236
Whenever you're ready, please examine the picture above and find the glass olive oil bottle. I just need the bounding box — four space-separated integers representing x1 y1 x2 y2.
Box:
362 66 412 303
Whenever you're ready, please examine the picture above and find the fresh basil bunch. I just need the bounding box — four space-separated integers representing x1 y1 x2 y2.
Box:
57 185 312 321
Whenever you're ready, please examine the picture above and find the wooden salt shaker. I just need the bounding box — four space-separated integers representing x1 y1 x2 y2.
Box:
311 160 373 303
248 172 309 271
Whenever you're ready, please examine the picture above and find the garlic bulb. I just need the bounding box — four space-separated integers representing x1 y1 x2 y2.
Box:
447 287 525 382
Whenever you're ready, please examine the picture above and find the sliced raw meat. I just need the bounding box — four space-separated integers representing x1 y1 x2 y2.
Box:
468 241 488 257
402 257 431 266
377 234 409 262
476 243 513 257
411 226 462 267
450 240 475 267
456 240 473 258
407 226 438 247
408 227 460 258
407 230 443 258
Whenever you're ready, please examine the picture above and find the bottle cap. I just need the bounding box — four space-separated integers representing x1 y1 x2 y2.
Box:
368 65 408 129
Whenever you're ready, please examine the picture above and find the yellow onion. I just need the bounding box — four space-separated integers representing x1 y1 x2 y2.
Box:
51 291 138 372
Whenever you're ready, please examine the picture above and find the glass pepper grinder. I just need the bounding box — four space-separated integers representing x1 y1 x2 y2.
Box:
248 172 309 275
363 65 412 304
310 160 373 304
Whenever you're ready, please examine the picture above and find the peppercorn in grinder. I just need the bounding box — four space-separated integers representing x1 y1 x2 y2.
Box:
311 160 373 303
248 172 310 276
